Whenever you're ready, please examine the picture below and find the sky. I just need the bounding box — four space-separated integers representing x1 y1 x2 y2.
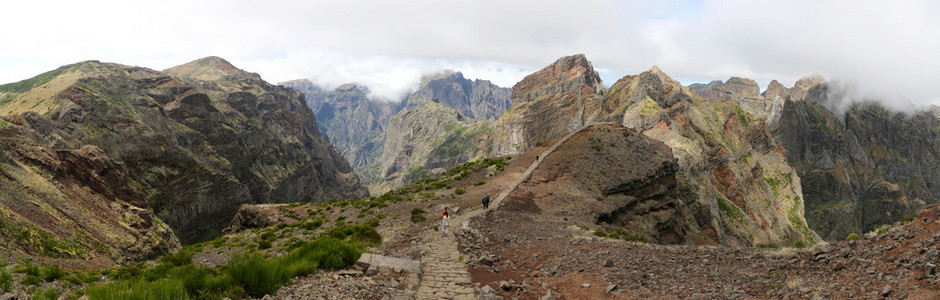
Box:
1 0 938 107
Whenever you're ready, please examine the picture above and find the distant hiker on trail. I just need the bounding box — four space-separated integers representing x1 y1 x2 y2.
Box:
482 195 490 209
536 155 540 161
441 207 451 236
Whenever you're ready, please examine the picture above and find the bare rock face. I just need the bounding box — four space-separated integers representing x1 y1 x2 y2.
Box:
0 57 368 253
494 54 607 155
223 204 293 234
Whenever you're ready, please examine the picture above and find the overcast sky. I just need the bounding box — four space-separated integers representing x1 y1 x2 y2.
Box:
1 0 937 106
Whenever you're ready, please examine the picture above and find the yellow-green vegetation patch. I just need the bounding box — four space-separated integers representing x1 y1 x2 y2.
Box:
786 196 813 243
716 195 746 222
0 210 87 258
638 97 662 116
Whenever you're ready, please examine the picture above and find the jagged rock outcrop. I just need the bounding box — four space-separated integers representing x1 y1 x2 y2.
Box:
494 54 607 155
376 102 493 192
772 83 940 240
790 74 826 102
601 66 818 247
718 77 761 99
403 71 511 120
763 79 789 101
0 57 368 249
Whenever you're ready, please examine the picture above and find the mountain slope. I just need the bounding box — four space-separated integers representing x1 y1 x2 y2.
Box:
0 57 367 249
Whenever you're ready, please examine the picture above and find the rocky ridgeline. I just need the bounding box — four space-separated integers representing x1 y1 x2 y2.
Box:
0 57 367 263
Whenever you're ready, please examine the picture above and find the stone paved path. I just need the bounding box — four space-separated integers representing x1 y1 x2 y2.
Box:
414 125 592 299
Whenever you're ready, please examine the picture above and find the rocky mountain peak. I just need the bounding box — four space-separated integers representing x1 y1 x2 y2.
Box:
335 82 370 94
719 77 761 99
164 56 262 82
763 79 789 101
511 54 605 103
790 74 826 101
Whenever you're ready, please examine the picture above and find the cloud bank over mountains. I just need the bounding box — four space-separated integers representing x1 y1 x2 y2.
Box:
0 0 937 105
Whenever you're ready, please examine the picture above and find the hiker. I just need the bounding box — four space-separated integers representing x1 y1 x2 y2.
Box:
441 207 451 236
482 195 490 209
536 155 540 161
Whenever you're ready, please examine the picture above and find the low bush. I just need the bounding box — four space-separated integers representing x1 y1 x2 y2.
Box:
30 287 59 300
846 233 861 241
42 264 65 282
85 278 189 300
410 208 427 223
454 188 465 195
0 269 11 293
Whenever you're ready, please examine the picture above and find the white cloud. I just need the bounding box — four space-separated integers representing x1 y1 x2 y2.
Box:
0 0 937 105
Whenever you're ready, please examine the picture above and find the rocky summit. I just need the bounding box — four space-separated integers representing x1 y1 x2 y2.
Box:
0 57 367 262
494 54 607 155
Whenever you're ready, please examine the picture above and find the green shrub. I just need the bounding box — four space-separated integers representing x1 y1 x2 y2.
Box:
792 241 806 248
85 278 189 300
0 269 11 293
21 274 42 286
901 215 916 222
474 180 486 186
410 208 427 223
225 251 285 298
846 233 861 241
257 240 272 250
593 228 606 237
31 287 59 300
454 188 465 195
622 233 650 243
42 264 65 282
875 226 890 236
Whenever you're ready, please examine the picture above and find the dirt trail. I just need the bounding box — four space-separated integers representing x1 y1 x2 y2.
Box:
415 125 589 299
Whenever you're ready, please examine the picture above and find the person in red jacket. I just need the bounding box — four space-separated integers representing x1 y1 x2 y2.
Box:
441 207 451 236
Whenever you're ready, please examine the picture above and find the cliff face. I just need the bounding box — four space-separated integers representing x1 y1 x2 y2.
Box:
603 66 817 247
772 83 940 240
494 54 607 155
0 57 368 248
280 80 397 187
403 71 511 121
